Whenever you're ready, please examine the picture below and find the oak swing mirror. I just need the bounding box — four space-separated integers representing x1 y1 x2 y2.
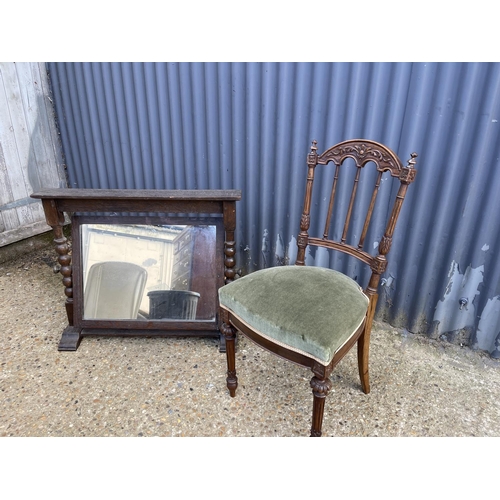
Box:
31 189 241 352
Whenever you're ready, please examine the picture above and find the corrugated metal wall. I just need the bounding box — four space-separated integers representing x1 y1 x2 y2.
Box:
0 62 66 246
47 62 500 356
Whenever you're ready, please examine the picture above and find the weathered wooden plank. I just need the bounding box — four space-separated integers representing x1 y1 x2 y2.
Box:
0 63 34 206
0 63 36 228
0 207 21 232
0 219 52 246
0 137 15 204
0 118 20 231
38 63 66 186
0 62 67 246
19 63 65 190
15 62 51 191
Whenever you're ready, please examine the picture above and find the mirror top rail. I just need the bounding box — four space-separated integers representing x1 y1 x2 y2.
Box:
31 188 242 202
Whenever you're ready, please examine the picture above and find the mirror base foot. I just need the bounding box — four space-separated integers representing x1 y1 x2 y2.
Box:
58 326 83 351
218 333 226 353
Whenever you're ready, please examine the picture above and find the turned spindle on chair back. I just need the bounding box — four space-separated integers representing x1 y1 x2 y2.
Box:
296 139 417 308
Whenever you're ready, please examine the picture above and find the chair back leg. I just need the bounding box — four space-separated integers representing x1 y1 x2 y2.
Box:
357 331 371 394
357 295 377 394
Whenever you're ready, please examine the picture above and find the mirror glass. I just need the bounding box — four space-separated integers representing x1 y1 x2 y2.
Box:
80 223 217 321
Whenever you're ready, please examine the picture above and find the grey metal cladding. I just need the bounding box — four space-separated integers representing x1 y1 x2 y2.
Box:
47 62 500 355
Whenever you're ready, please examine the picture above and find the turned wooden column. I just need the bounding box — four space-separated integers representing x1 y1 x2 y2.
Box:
296 141 318 266
42 199 73 325
310 379 332 437
223 200 237 283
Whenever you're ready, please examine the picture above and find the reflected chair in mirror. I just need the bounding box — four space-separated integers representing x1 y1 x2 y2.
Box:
84 261 148 320
219 139 417 436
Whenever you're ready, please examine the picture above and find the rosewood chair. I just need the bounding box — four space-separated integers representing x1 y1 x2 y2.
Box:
218 139 417 436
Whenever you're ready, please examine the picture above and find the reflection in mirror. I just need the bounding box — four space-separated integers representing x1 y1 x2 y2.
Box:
81 224 216 321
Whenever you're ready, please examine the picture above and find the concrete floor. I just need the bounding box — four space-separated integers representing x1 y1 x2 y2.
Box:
1 245 500 437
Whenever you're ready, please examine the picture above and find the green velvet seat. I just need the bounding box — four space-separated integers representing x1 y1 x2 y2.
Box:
219 266 369 366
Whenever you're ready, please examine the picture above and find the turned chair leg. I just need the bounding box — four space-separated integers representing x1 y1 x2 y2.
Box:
357 329 371 394
310 375 333 437
221 322 238 397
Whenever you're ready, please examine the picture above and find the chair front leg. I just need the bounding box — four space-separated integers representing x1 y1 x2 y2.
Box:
220 320 238 397
310 375 333 437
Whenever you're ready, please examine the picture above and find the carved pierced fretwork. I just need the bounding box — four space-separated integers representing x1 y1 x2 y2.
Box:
318 140 403 176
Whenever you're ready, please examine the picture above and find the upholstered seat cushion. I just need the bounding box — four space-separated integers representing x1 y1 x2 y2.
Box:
219 266 369 366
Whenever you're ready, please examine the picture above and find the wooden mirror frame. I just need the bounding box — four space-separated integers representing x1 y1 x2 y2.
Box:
31 189 241 352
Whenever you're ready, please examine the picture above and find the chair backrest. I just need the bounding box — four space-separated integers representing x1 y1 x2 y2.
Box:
84 261 148 319
296 139 417 298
